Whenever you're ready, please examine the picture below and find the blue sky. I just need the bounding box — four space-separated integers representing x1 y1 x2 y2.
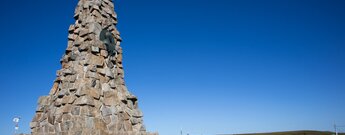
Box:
0 0 345 135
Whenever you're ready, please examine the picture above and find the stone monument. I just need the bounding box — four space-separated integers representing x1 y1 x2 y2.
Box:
30 0 157 135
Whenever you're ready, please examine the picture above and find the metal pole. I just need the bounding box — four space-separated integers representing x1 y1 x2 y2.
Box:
335 124 338 135
13 117 20 135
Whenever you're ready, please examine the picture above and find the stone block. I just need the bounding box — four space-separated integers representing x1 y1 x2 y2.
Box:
80 28 89 37
57 89 68 98
38 96 50 105
68 25 75 33
101 50 108 57
89 87 100 100
101 83 111 92
85 117 95 129
89 22 102 36
105 67 114 79
76 86 88 96
49 83 59 95
30 122 38 129
91 46 100 53
62 104 72 114
86 54 104 67
60 121 73 132
75 96 95 106
71 106 80 115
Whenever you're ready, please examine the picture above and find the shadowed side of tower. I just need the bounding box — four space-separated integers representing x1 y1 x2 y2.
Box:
30 0 158 135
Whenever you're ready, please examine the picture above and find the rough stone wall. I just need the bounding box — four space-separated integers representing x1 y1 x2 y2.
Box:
30 0 157 135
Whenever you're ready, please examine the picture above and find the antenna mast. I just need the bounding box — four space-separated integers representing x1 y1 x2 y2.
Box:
13 116 20 135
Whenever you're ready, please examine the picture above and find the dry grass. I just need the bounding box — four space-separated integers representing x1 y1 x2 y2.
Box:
221 130 345 135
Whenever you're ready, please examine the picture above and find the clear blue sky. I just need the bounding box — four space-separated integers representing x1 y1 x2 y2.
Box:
0 0 344 135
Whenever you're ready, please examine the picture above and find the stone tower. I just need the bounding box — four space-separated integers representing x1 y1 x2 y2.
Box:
30 0 157 135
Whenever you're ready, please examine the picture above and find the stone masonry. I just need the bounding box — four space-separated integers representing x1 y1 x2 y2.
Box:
30 0 157 135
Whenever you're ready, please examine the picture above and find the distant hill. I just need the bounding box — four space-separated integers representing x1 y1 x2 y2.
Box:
221 130 345 135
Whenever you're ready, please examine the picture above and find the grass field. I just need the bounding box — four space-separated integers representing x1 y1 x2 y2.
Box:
221 130 345 135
